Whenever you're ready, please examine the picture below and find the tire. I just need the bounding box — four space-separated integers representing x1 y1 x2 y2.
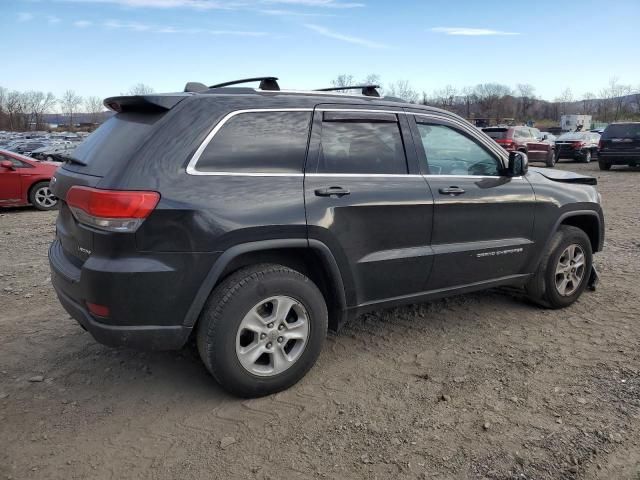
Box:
598 159 611 170
526 225 592 309
583 150 592 163
29 181 58 211
197 263 328 398
545 149 556 168
46 156 54 162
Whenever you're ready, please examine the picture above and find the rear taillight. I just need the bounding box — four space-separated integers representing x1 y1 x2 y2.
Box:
66 186 160 232
571 141 586 149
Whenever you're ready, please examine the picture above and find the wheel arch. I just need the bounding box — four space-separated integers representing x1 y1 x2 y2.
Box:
183 239 349 333
559 213 602 253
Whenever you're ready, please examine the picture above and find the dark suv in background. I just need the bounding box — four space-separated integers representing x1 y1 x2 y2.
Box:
482 126 556 167
48 78 604 397
598 122 640 170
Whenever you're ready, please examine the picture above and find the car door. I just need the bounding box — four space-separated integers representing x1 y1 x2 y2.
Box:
304 106 435 307
407 113 537 291
0 154 24 204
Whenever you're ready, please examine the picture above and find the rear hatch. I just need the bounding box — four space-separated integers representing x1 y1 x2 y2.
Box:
51 95 186 266
555 133 589 155
482 128 512 148
600 123 640 152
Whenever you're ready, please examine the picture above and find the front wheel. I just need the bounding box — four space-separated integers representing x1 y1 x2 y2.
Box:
197 263 328 397
526 226 593 309
29 181 58 211
583 150 592 163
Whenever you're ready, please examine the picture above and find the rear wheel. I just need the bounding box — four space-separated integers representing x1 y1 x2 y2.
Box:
197 263 328 397
598 159 611 170
526 226 592 309
29 181 58 211
545 149 556 167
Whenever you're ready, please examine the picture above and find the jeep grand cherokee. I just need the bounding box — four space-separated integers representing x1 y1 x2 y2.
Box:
48 77 605 397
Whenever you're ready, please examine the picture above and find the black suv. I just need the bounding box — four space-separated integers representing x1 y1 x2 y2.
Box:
48 78 605 397
598 122 640 170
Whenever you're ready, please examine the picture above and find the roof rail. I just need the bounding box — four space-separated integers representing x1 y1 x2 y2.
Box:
209 77 280 91
314 85 381 98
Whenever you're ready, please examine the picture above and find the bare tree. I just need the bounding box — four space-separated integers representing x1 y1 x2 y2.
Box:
461 86 476 118
5 91 27 131
127 83 155 95
517 84 536 119
581 92 597 114
474 83 512 122
433 85 457 110
386 80 418 103
84 96 104 124
61 90 83 128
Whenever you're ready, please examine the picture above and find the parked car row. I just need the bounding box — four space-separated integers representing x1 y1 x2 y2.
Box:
0 130 85 160
482 122 640 170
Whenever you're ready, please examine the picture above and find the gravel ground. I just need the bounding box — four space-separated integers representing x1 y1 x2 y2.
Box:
1 161 639 480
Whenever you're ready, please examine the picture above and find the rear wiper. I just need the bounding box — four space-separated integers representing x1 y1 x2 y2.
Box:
57 153 87 166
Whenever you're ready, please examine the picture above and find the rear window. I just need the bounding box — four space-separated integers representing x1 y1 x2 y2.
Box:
196 111 311 174
603 124 640 139
482 128 509 139
557 133 590 141
65 112 164 176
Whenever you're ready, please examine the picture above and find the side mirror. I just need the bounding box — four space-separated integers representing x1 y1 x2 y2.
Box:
507 151 528 176
0 160 15 170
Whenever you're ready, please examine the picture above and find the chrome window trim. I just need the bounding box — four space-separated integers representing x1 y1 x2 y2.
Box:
186 108 313 176
186 107 511 177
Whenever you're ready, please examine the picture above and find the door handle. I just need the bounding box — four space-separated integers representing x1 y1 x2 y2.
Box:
439 186 465 196
314 186 351 197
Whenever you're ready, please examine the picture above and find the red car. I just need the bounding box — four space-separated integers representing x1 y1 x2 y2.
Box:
0 150 59 210
482 126 556 167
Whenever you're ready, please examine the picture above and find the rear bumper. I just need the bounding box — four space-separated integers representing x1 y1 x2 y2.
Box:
53 284 192 350
598 151 640 164
49 239 217 350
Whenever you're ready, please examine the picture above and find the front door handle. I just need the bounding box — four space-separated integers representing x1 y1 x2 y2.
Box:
314 186 351 197
439 186 465 196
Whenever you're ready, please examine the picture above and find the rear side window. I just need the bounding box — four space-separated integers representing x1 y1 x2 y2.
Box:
603 124 640 139
196 111 311 173
316 114 407 174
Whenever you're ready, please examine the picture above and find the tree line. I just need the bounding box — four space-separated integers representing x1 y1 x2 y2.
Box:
332 75 640 124
0 83 154 131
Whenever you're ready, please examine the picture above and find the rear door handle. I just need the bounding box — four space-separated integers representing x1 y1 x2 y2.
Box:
438 186 465 196
314 186 351 197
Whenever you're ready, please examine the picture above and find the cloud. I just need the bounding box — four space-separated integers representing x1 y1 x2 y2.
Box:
17 12 34 22
431 27 519 36
101 19 267 36
259 8 336 16
60 0 363 9
304 24 387 48
74 20 94 27
104 19 151 31
47 15 62 24
264 0 363 7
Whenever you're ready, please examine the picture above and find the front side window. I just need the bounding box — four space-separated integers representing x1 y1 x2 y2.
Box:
417 123 501 176
196 111 311 173
0 154 28 168
316 115 408 175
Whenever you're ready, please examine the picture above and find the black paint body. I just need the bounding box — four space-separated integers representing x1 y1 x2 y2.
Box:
48 89 605 350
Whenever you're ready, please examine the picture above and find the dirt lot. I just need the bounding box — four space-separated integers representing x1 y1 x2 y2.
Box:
1 161 639 480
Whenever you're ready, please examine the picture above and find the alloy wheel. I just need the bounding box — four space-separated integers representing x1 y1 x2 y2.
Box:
235 296 309 377
34 186 57 208
554 244 586 296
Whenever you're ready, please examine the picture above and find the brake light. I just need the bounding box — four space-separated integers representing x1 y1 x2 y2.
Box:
571 141 585 149
66 186 160 232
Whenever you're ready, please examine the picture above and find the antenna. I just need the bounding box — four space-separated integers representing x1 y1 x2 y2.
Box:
209 77 280 90
314 85 381 98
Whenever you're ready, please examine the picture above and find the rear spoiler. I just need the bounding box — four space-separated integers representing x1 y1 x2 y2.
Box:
103 94 191 113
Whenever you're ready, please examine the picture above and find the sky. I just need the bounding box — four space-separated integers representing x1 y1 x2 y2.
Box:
1 0 639 102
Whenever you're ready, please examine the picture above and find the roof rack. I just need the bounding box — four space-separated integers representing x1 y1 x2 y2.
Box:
209 77 280 91
314 85 381 98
